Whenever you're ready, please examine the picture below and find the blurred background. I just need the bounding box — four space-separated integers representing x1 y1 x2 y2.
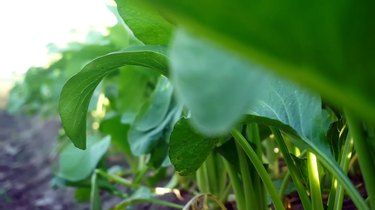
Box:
0 0 123 209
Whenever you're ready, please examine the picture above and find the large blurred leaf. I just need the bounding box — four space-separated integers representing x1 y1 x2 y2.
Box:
59 46 168 149
115 0 172 45
58 137 111 181
170 29 267 135
169 118 218 175
142 0 375 124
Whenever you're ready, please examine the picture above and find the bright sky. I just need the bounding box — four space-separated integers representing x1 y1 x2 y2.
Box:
0 0 117 80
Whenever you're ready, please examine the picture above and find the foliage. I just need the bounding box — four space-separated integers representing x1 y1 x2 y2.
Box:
12 0 375 210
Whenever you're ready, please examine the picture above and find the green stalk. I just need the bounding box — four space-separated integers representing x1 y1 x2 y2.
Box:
96 169 133 187
248 124 268 209
196 166 208 193
115 198 184 209
307 152 324 210
223 158 246 210
271 128 311 210
236 142 257 210
346 112 375 209
206 153 219 195
231 129 285 210
317 151 368 210
332 134 354 210
279 171 291 197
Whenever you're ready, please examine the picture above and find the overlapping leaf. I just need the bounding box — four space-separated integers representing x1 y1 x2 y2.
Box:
142 0 375 124
59 46 168 149
127 77 179 156
58 137 111 181
115 0 172 45
169 118 219 175
169 29 267 136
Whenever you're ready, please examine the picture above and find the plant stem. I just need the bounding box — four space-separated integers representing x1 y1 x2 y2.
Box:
116 198 184 209
231 128 285 210
317 151 368 210
279 171 290 197
236 142 257 210
271 128 311 210
346 112 375 209
248 124 268 209
307 152 324 210
223 158 246 210
332 133 354 210
96 169 133 187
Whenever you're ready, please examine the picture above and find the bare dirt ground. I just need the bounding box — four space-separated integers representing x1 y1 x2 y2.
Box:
0 110 89 210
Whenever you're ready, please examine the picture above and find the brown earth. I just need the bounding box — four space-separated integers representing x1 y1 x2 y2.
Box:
0 110 89 210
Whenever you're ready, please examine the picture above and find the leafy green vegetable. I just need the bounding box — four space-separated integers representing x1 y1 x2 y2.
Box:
59 46 168 149
247 75 331 155
115 0 172 45
106 65 158 120
244 76 367 209
169 118 219 175
142 0 375 124
128 105 179 156
133 77 173 131
99 114 131 155
58 136 111 181
169 29 267 135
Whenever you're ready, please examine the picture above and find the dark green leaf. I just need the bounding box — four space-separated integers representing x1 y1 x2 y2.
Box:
169 118 219 175
142 0 375 124
100 114 131 155
74 188 91 203
169 29 267 136
58 136 111 181
215 140 240 172
115 0 173 45
59 46 168 149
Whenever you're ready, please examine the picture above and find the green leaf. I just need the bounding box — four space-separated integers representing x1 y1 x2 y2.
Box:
133 76 174 131
169 118 219 175
59 46 168 149
58 136 111 181
128 105 179 156
142 0 375 124
127 77 176 156
105 65 159 117
169 29 267 136
74 188 91 203
115 0 173 45
99 113 131 155
247 76 331 155
244 77 367 209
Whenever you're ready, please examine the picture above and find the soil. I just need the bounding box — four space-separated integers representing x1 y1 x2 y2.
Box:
0 110 89 210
